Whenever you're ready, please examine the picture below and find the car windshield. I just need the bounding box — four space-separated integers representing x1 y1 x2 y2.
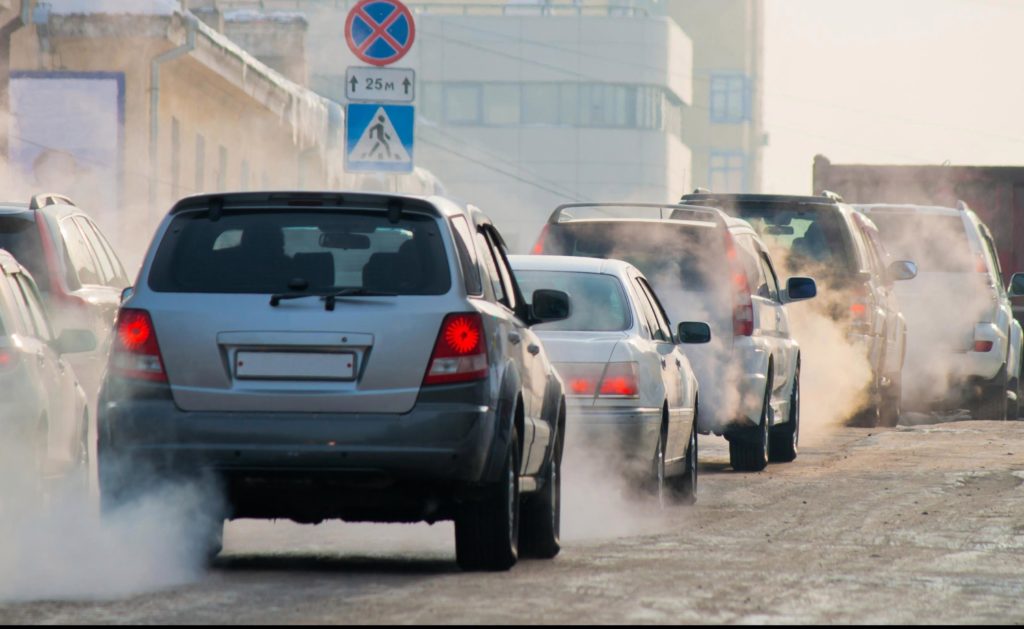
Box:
515 270 630 332
538 222 724 293
0 215 48 290
717 203 857 278
148 210 451 295
867 213 975 273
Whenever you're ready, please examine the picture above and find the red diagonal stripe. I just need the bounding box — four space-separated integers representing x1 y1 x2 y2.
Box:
356 6 404 55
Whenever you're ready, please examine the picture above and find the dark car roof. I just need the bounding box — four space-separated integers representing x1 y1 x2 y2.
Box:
680 193 842 209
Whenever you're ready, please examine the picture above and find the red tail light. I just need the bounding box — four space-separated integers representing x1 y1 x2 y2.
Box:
724 230 754 337
975 254 989 274
423 313 489 385
531 225 549 255
974 340 994 352
110 308 167 382
0 348 19 372
558 362 639 399
850 285 871 325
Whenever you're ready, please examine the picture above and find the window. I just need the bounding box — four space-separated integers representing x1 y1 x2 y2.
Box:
516 270 630 332
149 211 451 295
474 229 504 303
13 272 53 341
483 228 517 310
217 145 228 192
632 277 664 341
0 216 49 290
759 252 781 302
445 84 482 125
709 151 747 193
450 216 483 296
59 218 101 286
709 73 750 123
483 84 520 126
81 219 128 287
636 278 673 342
3 274 32 335
74 217 116 286
522 84 560 125
195 134 206 192
171 117 181 198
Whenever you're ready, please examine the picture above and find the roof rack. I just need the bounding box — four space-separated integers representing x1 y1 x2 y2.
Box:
819 190 844 203
29 193 76 210
692 187 711 194
547 202 723 226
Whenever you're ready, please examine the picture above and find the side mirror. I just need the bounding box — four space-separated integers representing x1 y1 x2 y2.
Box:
887 260 918 282
677 321 712 344
530 289 571 324
1009 272 1024 297
120 286 134 304
54 329 97 355
783 276 817 303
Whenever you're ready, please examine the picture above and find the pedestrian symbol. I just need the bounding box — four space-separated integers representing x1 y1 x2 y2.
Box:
346 103 414 173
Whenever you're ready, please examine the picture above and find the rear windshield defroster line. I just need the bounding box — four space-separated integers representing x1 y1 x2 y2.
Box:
147 209 452 296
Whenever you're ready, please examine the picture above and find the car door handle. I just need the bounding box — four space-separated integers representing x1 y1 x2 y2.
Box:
508 332 522 345
527 344 541 356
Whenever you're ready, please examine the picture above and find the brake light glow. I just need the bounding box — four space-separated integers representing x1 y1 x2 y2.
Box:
974 340 994 352
724 230 754 337
559 362 639 399
0 348 18 371
531 224 549 255
423 313 489 385
111 308 167 382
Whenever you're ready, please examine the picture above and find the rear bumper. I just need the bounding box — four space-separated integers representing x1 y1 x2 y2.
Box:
566 405 661 478
97 380 504 522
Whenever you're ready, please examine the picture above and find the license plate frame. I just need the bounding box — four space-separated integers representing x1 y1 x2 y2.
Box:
234 351 357 381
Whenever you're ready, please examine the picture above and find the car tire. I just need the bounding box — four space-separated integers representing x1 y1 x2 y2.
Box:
670 408 699 505
519 409 562 560
730 377 772 472
1008 377 1021 420
649 418 668 507
770 366 799 463
456 427 520 572
973 365 1008 421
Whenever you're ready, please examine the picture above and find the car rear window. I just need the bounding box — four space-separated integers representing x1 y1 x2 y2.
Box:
515 270 630 332
718 204 857 276
539 222 725 292
0 215 48 289
867 213 975 273
148 210 451 295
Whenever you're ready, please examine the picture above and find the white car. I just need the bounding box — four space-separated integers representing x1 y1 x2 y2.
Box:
859 202 1023 419
510 255 705 502
531 204 817 471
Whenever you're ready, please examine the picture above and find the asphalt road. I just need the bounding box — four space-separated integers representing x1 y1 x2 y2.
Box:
3 419 1024 624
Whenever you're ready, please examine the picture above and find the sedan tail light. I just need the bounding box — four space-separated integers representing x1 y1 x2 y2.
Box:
110 308 167 382
423 313 489 385
558 362 639 399
723 230 754 337
531 224 550 255
974 340 994 353
0 347 19 372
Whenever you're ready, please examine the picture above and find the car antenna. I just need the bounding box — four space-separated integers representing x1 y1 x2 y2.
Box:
387 198 403 224
208 196 224 222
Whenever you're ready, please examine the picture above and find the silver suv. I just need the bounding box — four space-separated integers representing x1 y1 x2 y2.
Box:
98 192 571 572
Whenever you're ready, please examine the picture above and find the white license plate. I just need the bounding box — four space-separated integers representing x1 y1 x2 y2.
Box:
235 352 356 380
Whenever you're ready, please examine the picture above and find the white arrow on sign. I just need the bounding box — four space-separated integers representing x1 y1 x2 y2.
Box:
346 67 416 103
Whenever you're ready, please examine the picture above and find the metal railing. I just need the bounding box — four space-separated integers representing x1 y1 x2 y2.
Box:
216 1 652 18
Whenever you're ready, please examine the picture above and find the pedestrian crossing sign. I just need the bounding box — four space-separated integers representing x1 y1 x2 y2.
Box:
346 103 414 173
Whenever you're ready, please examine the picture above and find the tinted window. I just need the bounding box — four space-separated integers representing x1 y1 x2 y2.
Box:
516 270 630 332
149 211 451 295
541 222 725 293
77 217 128 287
60 218 102 286
868 213 975 273
474 230 505 303
0 215 48 289
484 229 518 311
719 204 857 277
450 216 483 296
74 216 116 285
759 252 780 301
637 278 673 341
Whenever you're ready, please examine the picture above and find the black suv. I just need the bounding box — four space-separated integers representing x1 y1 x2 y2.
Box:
681 192 917 427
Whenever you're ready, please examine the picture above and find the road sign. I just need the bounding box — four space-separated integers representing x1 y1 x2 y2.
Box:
345 0 416 67
346 67 415 103
346 103 414 173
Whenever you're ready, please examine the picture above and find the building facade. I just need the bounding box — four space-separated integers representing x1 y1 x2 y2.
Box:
668 0 765 194
228 0 695 251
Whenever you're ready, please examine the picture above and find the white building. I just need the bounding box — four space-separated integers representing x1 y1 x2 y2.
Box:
222 0 695 251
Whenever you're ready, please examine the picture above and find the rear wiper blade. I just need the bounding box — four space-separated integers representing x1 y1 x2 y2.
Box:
269 287 397 311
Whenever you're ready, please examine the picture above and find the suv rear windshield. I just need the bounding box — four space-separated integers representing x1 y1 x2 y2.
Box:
0 215 48 289
539 222 725 292
149 210 451 295
867 213 974 273
516 270 630 332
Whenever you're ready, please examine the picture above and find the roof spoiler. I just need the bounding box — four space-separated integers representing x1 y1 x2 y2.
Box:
29 193 76 210
546 202 724 226
819 190 844 203
168 191 442 218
